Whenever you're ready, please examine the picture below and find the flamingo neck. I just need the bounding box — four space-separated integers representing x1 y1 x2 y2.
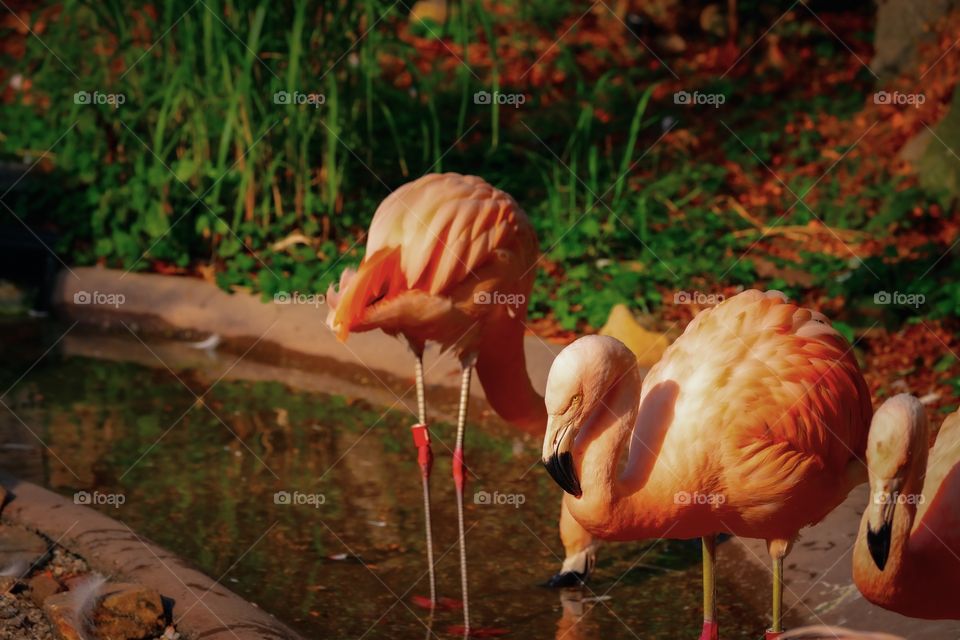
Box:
855 497 916 607
474 315 547 435
570 377 689 539
568 368 648 537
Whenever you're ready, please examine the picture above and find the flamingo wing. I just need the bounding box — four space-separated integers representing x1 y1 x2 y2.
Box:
327 173 537 341
637 291 872 523
911 408 960 556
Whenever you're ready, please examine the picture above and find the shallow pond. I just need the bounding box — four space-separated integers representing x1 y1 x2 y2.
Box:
0 319 771 639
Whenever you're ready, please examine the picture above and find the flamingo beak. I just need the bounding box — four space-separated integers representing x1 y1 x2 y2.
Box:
866 486 898 571
542 416 582 498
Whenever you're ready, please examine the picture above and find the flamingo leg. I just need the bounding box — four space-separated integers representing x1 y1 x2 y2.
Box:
700 535 719 640
770 555 784 635
413 354 437 608
453 363 472 635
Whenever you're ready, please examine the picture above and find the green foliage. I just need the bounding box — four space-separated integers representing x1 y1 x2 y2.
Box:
0 0 952 331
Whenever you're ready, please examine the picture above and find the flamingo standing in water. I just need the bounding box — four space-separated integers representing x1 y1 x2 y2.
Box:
541 290 872 639
852 394 960 619
327 172 595 632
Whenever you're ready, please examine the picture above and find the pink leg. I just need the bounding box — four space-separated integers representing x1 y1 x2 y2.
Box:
700 535 719 639
453 365 471 634
411 356 437 609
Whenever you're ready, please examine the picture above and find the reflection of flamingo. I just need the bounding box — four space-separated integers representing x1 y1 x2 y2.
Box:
852 395 960 619
326 173 548 633
540 290 872 639
781 627 903 640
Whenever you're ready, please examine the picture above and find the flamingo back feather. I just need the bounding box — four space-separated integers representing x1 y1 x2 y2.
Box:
634 290 872 532
327 173 537 343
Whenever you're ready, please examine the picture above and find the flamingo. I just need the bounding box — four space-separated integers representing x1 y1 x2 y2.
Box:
852 394 960 619
326 172 571 632
540 290 872 639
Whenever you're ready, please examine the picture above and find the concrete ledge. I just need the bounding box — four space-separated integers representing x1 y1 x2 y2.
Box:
0 473 304 640
53 267 563 403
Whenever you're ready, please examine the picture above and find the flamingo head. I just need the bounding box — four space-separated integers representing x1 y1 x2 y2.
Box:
864 393 928 570
541 335 639 498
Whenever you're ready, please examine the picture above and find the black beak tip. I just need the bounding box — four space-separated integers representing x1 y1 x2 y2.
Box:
867 522 891 571
543 452 582 498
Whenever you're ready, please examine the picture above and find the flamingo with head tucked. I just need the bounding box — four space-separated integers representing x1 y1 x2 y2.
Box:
852 394 960 619
540 290 872 639
326 172 596 632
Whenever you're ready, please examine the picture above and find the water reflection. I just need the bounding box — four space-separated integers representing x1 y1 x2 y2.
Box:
0 321 769 639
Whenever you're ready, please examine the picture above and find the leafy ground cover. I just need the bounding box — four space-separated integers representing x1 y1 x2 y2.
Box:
2 1 959 412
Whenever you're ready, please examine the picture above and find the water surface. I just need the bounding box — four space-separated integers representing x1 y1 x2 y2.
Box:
0 319 770 638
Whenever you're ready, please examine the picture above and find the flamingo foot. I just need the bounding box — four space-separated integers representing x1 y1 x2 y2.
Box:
445 625 509 637
544 571 587 588
764 632 784 640
698 620 719 640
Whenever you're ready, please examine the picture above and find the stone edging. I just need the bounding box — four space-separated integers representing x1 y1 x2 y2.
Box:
0 473 304 640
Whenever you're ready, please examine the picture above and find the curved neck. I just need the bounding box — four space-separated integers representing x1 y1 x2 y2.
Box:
854 498 916 607
569 376 689 538
474 315 547 435
567 366 646 536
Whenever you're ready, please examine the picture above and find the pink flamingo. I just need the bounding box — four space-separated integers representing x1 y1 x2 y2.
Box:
327 172 572 632
852 394 960 619
540 290 872 639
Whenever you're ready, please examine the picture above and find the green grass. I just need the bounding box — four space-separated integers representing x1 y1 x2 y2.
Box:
2 0 958 331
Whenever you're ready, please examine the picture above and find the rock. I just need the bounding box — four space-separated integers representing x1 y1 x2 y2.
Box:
598 304 669 370
0 576 19 594
92 583 165 640
920 83 960 197
28 574 62 607
43 592 85 640
0 525 49 578
899 127 933 165
872 0 957 78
